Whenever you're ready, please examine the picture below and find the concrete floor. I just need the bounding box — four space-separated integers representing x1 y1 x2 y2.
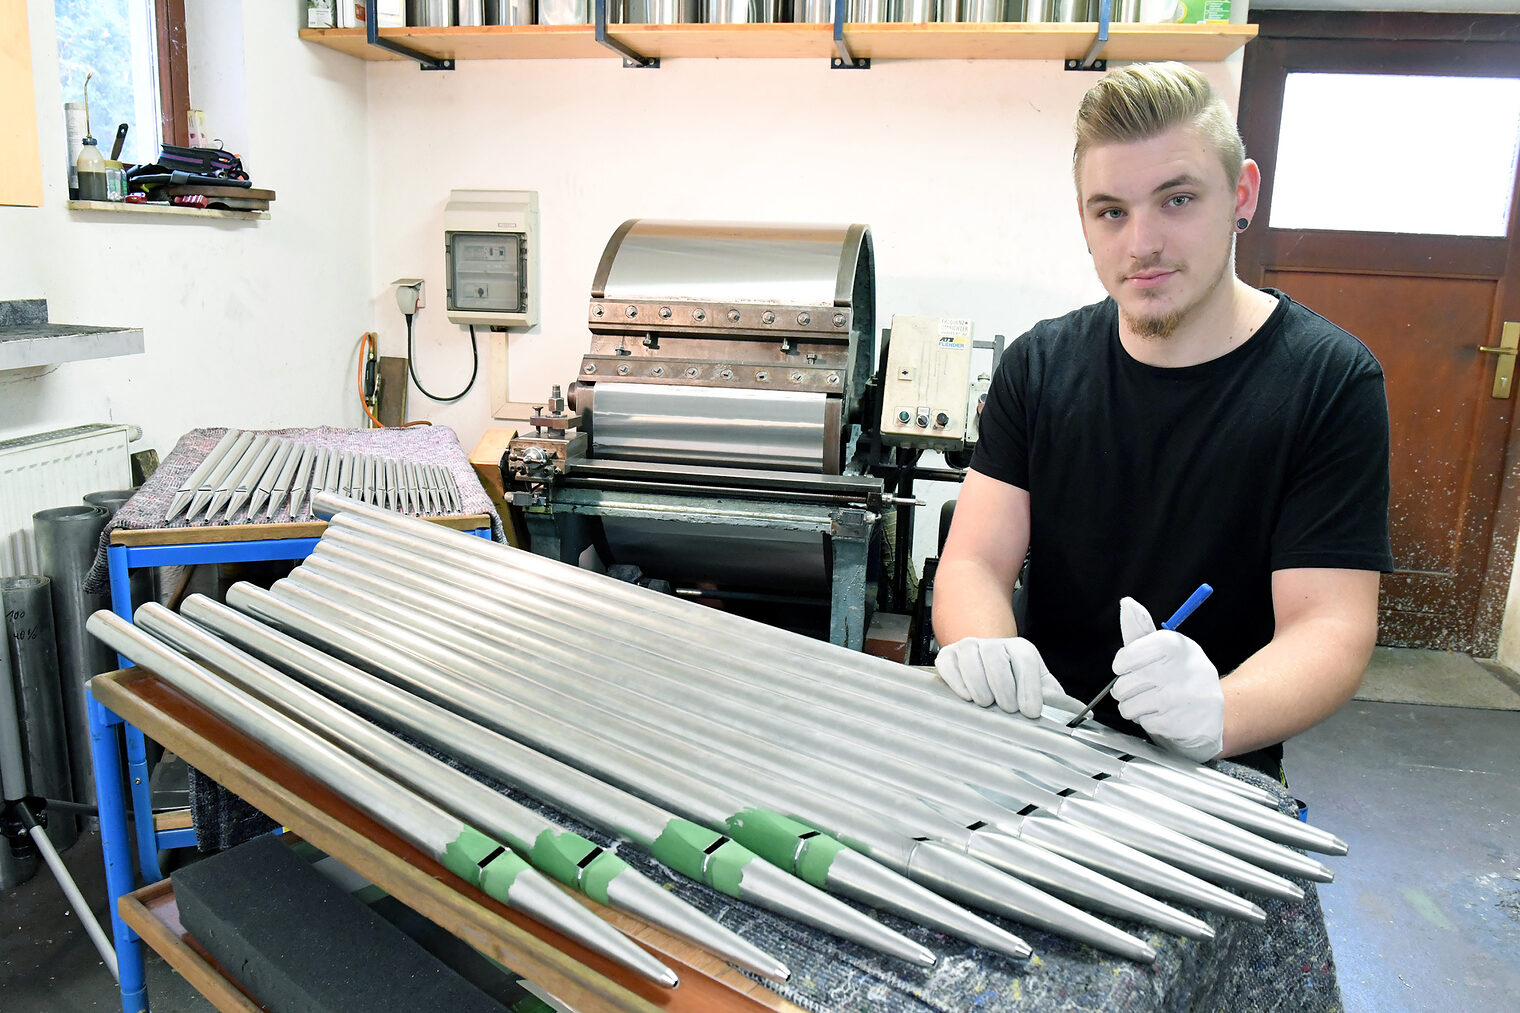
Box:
3 668 1518 1011
1287 701 1520 1012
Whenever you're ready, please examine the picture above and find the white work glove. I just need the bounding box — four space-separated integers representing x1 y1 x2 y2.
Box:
1110 597 1224 762
935 637 1082 718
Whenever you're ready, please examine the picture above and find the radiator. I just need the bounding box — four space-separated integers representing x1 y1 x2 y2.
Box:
0 424 135 577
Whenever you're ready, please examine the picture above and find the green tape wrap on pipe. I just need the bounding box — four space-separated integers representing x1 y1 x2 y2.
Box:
651 819 754 896
723 807 846 889
441 825 501 886
529 828 625 905
479 849 533 901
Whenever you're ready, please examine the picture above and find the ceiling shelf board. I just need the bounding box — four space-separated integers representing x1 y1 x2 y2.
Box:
299 23 1256 63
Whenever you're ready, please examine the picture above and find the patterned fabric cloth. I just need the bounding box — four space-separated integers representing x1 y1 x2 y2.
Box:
190 734 1341 1011
82 425 504 594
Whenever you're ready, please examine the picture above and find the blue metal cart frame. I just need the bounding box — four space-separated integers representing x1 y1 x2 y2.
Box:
95 527 490 1013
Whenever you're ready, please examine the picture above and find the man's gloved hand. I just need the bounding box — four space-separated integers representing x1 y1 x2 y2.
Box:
1110 597 1224 762
934 637 1082 718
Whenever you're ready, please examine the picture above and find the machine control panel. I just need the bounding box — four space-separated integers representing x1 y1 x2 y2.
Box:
880 315 974 450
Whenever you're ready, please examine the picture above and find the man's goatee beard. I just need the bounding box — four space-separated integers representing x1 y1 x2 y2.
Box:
1124 308 1186 340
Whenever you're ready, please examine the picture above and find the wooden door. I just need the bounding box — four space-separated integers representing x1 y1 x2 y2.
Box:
1237 13 1520 655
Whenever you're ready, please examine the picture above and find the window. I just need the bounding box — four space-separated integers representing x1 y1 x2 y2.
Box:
1269 71 1520 238
54 0 188 165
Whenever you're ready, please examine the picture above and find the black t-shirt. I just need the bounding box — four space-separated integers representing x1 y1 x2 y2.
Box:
969 291 1393 773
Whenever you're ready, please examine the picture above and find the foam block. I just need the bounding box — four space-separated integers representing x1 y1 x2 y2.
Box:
171 834 506 1012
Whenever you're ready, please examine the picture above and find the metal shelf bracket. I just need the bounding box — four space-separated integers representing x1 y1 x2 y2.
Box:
832 1 870 70
1068 0 1111 71
364 1 455 70
596 0 660 68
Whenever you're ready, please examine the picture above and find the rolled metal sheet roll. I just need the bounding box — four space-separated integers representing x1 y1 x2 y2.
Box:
0 576 77 850
34 504 114 813
591 382 828 472
85 489 157 611
0 597 30 802
1 600 43 884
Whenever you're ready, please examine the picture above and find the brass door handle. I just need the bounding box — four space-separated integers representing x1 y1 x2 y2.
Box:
1480 322 1519 399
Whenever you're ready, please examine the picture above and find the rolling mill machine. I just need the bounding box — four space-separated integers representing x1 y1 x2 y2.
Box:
504 220 990 650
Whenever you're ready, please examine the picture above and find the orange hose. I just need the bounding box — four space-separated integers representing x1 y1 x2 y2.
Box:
356 332 430 428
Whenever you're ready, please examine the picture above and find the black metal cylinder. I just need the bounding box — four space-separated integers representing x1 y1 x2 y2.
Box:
84 488 158 610
33 505 113 817
1 576 77 851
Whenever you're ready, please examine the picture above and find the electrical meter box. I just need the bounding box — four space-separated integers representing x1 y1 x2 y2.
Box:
444 189 539 328
880 314 975 451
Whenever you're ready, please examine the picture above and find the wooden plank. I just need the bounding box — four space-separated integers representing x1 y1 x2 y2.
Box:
0 0 44 207
67 200 270 221
92 668 791 1013
120 881 267 1013
110 514 491 546
299 23 1255 63
154 808 194 831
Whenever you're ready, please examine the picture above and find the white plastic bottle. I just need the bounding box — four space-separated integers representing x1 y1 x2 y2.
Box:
76 135 107 202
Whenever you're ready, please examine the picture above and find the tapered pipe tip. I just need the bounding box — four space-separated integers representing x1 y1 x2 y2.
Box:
1325 834 1349 857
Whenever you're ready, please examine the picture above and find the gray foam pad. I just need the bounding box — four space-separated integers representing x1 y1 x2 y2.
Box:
171 834 505 1013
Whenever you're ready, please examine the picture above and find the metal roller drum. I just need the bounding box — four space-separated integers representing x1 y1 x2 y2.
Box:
84 489 157 611
590 382 829 473
0 576 77 850
34 505 114 813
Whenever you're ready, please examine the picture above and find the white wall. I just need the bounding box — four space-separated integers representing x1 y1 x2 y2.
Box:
363 54 1241 565
0 0 373 459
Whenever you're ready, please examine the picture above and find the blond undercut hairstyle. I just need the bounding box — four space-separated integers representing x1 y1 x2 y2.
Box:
1072 62 1245 189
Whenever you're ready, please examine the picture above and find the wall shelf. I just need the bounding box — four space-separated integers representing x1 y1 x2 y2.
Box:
68 200 269 221
299 23 1256 64
0 323 145 371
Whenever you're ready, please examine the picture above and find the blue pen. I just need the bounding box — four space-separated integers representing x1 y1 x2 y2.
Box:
1162 583 1214 631
1066 582 1213 728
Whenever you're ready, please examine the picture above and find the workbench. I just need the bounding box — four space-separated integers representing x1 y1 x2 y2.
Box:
93 665 799 1013
88 659 1343 1013
91 515 493 1013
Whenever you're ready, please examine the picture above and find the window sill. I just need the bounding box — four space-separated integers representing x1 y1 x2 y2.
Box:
67 200 269 221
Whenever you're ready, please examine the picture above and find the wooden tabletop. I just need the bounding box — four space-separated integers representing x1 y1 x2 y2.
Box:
94 667 800 1013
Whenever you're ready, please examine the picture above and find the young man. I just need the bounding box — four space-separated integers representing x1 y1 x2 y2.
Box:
932 62 1393 776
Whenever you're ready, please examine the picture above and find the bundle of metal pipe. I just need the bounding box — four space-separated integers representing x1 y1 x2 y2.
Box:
163 431 463 524
294 496 1350 946
174 594 939 970
84 610 681 988
307 495 1337 852
131 600 792 983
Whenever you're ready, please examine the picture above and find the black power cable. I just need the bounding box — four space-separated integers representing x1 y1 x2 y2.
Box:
405 316 479 403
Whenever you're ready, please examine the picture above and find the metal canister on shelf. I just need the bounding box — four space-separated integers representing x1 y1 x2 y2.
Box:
848 0 897 21
537 0 589 21
791 0 831 20
706 0 783 22
957 0 1014 21
618 0 700 21
486 0 536 21
407 0 456 24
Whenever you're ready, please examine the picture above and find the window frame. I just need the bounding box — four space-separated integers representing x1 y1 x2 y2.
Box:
154 0 188 148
